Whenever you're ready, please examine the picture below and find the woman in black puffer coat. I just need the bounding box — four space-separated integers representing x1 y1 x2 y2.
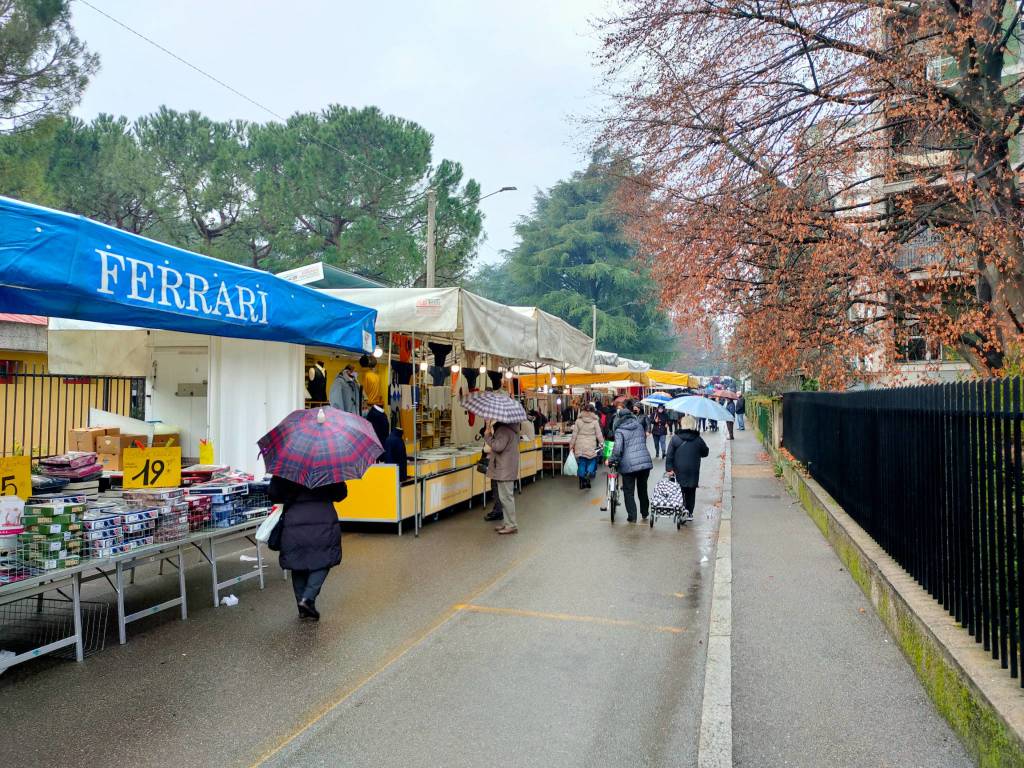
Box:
268 476 347 621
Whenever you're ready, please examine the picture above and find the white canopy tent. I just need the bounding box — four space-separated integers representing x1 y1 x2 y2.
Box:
510 307 594 371
323 288 594 370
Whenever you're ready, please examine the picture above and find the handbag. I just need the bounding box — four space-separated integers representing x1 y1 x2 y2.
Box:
257 505 283 550
476 453 490 475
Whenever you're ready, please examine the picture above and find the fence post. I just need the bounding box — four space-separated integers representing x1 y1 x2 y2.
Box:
772 398 783 449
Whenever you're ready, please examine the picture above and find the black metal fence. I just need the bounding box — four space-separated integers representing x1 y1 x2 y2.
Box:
1 372 145 458
784 380 1024 685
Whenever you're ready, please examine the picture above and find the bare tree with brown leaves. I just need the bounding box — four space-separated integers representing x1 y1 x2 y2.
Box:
600 0 1024 387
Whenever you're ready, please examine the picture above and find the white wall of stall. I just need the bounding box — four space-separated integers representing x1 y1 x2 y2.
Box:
207 337 303 477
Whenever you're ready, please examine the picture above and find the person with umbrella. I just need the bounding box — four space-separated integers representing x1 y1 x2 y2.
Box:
725 398 736 440
259 407 383 621
461 391 527 535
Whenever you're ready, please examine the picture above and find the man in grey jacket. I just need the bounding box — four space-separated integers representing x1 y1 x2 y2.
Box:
610 400 654 523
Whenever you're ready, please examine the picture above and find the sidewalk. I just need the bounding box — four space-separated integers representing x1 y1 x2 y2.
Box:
730 431 973 767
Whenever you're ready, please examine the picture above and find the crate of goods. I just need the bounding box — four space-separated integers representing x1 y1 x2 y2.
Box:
184 495 212 531
122 488 186 504
82 511 125 559
155 501 190 543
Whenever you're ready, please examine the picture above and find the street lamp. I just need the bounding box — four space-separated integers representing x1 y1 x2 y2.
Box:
426 185 517 288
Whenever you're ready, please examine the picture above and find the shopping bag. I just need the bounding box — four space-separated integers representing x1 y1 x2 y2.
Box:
563 452 578 476
602 440 614 460
652 476 684 509
255 505 283 544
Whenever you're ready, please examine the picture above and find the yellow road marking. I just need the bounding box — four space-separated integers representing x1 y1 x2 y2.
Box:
453 603 685 634
249 545 541 767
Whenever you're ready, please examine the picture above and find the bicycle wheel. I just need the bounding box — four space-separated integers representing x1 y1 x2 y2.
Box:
649 512 655 529
609 490 617 522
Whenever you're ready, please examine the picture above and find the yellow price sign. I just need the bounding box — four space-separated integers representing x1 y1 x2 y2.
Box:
198 439 215 466
123 446 181 489
0 456 32 500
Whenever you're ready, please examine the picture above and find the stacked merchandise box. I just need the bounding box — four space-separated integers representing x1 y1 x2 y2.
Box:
81 509 125 559
184 494 212 531
37 452 104 502
18 499 86 571
240 479 273 523
122 488 187 544
187 482 249 528
119 508 157 551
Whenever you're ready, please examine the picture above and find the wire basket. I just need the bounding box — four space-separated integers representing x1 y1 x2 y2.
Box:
0 596 109 661
238 491 273 524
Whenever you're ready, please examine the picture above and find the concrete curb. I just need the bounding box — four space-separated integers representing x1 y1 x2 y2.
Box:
759 430 1024 768
698 439 732 768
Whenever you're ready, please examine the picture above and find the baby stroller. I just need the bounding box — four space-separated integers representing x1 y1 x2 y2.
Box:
650 472 689 530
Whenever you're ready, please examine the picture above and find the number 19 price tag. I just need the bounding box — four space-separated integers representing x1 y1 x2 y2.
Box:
0 455 32 500
123 446 181 489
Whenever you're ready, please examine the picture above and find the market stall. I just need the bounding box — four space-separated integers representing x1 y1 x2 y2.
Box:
0 196 377 667
322 288 594 529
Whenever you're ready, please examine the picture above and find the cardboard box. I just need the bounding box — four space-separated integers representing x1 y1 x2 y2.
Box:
151 433 180 448
67 426 122 451
67 427 106 452
96 434 144 454
97 453 122 471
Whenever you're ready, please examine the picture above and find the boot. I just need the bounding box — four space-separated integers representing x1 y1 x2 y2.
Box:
578 476 585 490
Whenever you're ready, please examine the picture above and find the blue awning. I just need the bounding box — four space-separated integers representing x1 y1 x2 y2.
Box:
0 196 376 352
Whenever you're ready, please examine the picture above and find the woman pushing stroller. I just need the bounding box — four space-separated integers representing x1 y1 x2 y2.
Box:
665 415 710 521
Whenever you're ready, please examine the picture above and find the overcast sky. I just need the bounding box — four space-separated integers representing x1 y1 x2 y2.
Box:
69 0 609 265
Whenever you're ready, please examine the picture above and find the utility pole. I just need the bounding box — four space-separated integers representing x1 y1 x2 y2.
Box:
425 187 437 288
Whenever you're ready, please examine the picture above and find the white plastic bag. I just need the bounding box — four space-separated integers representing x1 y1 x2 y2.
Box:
255 505 283 543
563 452 578 476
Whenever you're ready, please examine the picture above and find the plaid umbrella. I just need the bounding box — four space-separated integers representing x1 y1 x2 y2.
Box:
258 407 383 488
460 391 528 423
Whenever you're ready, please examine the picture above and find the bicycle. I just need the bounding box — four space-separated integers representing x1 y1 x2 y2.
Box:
600 461 620 522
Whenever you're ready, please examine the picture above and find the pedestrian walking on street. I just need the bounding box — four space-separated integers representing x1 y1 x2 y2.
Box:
476 425 506 522
570 403 603 489
268 475 347 621
651 404 669 458
736 394 746 431
665 415 709 521
610 399 654 523
633 404 650 436
484 419 521 534
725 398 736 440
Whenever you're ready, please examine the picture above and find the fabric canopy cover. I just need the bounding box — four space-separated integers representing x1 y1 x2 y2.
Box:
323 288 594 369
511 307 594 371
648 370 699 388
0 196 376 352
518 370 651 388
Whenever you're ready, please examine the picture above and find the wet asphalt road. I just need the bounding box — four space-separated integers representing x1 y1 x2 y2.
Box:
2 436 725 768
